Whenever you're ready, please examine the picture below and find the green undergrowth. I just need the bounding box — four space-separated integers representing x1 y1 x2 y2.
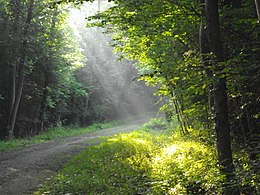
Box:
36 119 227 195
0 121 120 153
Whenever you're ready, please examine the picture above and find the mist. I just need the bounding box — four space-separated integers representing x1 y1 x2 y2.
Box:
69 2 159 121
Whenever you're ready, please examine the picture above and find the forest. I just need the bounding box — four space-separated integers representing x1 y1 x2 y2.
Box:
0 0 157 139
0 0 259 194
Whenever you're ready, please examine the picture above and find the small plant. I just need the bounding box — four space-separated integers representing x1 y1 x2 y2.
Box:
143 117 168 130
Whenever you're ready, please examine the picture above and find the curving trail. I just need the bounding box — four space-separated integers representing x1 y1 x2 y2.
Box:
0 122 145 195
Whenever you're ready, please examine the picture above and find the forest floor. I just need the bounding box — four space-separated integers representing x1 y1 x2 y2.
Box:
0 120 147 195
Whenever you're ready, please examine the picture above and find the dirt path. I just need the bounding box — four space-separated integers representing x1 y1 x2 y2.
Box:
0 122 145 195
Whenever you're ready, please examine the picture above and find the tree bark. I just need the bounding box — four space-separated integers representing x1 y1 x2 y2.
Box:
255 0 260 21
199 0 214 130
6 0 21 139
39 83 48 133
199 20 215 118
8 0 35 139
205 0 239 194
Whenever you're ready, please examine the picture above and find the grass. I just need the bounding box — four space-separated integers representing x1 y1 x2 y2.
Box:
0 121 120 153
35 119 227 195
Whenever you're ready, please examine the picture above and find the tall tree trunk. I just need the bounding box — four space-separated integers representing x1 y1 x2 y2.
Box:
8 0 35 139
6 0 20 139
254 0 260 21
199 0 214 130
8 64 16 134
205 0 239 194
38 83 48 133
199 22 212 77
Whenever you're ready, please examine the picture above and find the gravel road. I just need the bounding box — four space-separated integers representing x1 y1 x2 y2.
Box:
0 122 145 195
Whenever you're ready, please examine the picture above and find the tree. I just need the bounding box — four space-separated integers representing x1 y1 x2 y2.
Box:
204 0 239 193
0 0 87 138
5 0 35 139
85 0 259 193
255 0 260 21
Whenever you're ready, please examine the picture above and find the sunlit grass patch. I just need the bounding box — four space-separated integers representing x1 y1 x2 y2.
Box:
148 140 221 194
36 135 152 195
36 127 224 195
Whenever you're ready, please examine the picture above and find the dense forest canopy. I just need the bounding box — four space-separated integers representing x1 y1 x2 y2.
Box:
0 0 259 194
0 0 158 139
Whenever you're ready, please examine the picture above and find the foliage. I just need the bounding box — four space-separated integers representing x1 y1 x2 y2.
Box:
85 1 259 192
0 0 92 138
0 0 158 139
143 117 168 130
86 0 213 132
85 0 259 132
